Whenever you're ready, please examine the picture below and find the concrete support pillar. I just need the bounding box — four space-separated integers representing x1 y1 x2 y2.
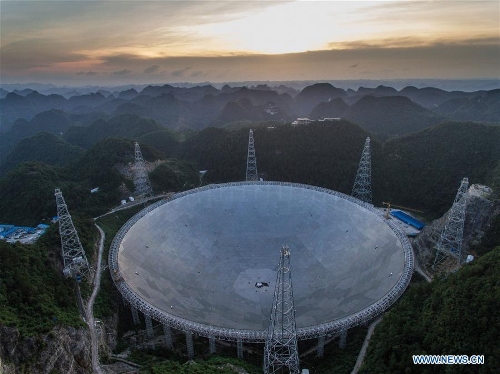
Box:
317 335 325 357
339 329 347 349
209 336 216 354
131 306 140 325
145 315 154 339
237 339 243 359
185 331 194 359
163 324 173 349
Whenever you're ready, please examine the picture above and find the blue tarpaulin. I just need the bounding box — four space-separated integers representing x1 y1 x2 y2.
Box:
391 210 425 230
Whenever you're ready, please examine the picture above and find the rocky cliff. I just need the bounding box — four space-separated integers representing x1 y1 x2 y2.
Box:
413 184 499 274
0 325 91 374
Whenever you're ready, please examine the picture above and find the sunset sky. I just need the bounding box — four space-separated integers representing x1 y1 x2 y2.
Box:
1 0 499 86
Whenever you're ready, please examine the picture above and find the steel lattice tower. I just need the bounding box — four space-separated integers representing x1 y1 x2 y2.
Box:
246 129 258 181
55 188 90 278
352 137 372 204
134 142 154 198
432 177 469 270
264 246 300 374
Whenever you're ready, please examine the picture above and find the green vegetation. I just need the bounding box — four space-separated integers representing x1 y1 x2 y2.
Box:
149 159 200 193
343 95 446 139
94 205 146 318
138 129 180 158
376 122 500 215
177 121 500 217
126 349 262 374
0 138 169 226
0 132 85 176
360 246 500 374
0 226 86 336
0 162 64 226
176 121 372 195
62 114 164 149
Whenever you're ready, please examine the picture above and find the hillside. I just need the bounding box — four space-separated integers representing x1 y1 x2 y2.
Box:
177 121 375 193
212 99 290 126
343 95 446 138
376 122 500 215
0 162 69 226
360 246 500 374
137 129 180 158
435 89 500 123
0 132 85 176
0 109 77 161
0 161 118 225
62 114 163 148
0 224 94 336
177 121 499 217
309 98 348 119
294 83 347 115
0 137 200 226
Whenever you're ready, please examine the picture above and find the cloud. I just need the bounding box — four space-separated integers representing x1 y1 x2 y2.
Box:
144 65 160 74
0 39 86 70
76 71 98 76
190 70 208 78
114 69 132 75
170 66 191 77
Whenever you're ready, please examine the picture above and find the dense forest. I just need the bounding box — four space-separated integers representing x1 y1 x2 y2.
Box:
0 221 96 336
177 120 500 217
1 119 498 224
360 246 500 374
0 138 198 226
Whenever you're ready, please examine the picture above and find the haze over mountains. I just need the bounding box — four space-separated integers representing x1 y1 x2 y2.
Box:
1 82 498 158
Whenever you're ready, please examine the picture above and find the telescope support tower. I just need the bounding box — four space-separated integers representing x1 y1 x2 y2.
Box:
352 137 372 204
264 246 300 374
134 142 154 198
246 129 258 181
55 188 90 278
432 177 469 270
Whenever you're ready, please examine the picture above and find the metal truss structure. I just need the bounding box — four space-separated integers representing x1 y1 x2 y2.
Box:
432 177 469 270
55 188 90 278
109 181 413 343
352 137 372 204
264 246 300 374
133 142 154 198
246 129 258 181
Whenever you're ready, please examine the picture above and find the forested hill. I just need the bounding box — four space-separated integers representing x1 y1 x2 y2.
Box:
0 120 498 225
360 246 500 374
177 120 500 217
0 138 197 226
176 120 373 194
377 122 500 215
0 132 85 176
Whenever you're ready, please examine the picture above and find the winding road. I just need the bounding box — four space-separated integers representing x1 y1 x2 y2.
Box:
86 223 106 374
